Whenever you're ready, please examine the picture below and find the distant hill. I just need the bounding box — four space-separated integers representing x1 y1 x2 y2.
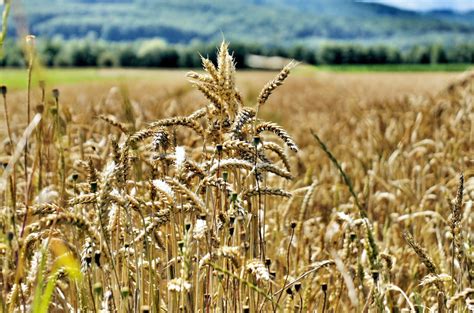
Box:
9 0 474 46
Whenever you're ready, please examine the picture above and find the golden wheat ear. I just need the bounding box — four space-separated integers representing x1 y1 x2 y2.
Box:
257 60 298 107
403 230 439 275
201 56 220 83
256 122 299 152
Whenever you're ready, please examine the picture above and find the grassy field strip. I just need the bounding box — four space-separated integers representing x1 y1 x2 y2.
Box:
0 68 152 90
310 63 474 72
1 64 473 90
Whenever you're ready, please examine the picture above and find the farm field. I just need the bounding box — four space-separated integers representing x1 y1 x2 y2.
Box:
0 68 464 141
0 46 473 312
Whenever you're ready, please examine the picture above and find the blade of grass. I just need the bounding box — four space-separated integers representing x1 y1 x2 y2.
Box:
310 129 366 218
311 129 380 269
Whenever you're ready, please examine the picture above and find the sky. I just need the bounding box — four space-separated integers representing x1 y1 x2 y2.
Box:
365 0 474 11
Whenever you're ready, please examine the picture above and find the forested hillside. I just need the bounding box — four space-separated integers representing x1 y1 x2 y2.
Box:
9 0 474 46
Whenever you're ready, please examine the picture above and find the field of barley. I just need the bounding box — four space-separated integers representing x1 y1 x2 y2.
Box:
0 43 473 312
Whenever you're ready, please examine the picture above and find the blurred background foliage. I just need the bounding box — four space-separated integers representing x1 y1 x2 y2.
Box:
1 0 474 67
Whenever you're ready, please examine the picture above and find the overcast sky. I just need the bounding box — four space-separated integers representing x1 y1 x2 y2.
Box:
365 0 474 11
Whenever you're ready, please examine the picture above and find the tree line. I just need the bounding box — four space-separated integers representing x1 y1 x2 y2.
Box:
1 38 474 68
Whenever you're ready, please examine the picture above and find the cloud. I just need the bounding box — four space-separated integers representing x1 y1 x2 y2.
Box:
364 0 474 11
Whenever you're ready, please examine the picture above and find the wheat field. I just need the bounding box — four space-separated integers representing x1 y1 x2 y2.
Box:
0 42 473 312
